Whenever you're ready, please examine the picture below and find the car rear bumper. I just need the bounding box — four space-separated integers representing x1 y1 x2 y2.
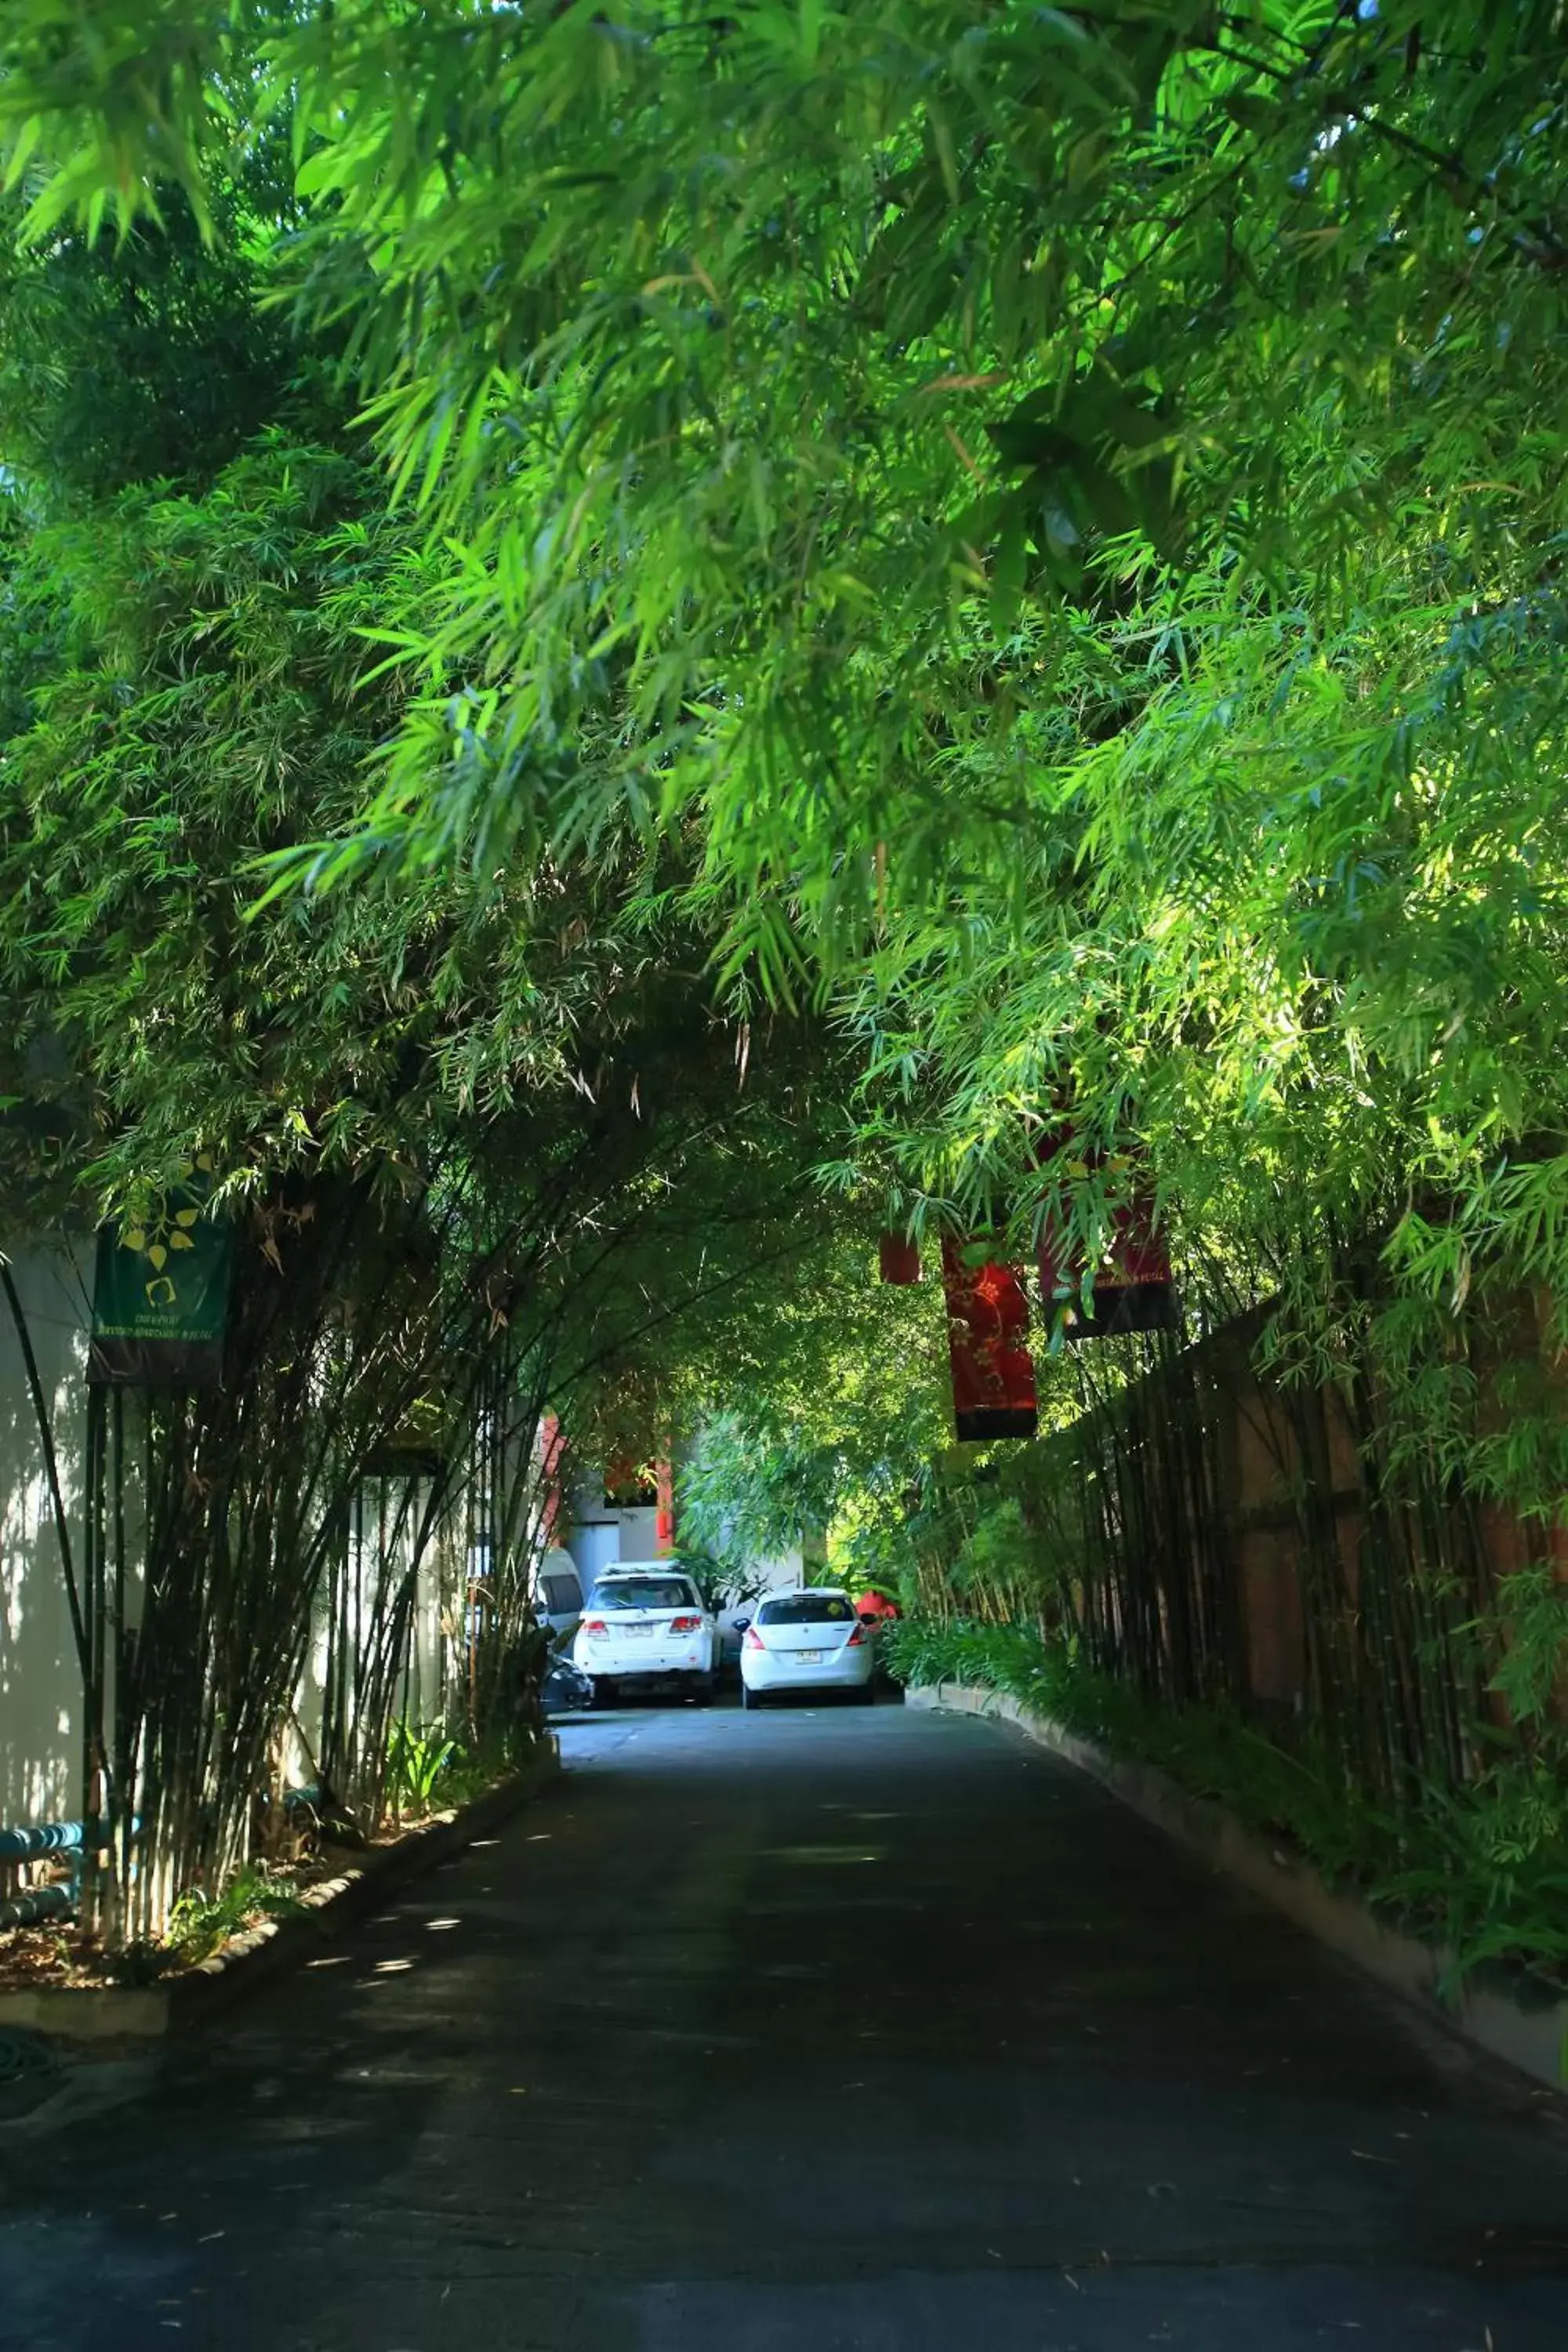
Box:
579 1657 713 1684
741 1653 874 1694
575 1643 712 1675
593 1678 710 1707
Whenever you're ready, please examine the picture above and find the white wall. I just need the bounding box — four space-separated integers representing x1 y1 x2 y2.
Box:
0 1243 95 1830
561 1475 664 1584
564 1517 618 1587
290 1476 464 1790
752 1548 807 1591
401 1505 457 1729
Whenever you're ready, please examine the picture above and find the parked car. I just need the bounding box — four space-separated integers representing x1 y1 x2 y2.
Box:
714 1589 771 1677
739 1588 876 1708
572 1566 718 1704
540 1650 594 1715
532 1546 586 1646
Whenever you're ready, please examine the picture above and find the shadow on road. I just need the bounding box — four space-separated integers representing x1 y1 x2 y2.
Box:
2 1700 1566 2350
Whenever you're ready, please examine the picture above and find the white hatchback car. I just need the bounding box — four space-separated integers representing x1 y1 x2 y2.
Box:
739 1588 875 1708
572 1566 717 1704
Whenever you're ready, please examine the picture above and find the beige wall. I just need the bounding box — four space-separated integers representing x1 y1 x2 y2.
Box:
0 1243 95 1830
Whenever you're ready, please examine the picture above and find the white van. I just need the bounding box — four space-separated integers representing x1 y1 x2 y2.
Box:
532 1547 585 1646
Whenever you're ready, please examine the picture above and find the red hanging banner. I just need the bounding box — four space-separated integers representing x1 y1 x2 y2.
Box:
940 1238 1038 1441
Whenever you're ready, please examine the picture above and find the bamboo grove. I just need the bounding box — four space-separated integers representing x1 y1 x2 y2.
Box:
0 3 1566 1962
4 5 1562 1363
0 182 848 1942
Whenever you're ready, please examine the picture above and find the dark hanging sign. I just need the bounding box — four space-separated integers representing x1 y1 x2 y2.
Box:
940 1237 1038 1442
1036 1127 1180 1343
878 1231 922 1284
88 1171 233 1388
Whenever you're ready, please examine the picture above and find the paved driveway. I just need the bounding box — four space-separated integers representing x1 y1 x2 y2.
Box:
2 1696 1567 2348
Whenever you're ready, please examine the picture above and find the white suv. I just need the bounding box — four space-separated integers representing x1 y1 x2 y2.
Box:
572 1566 717 1704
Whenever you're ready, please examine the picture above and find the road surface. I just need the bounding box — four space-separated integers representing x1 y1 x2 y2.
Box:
2 1695 1567 2348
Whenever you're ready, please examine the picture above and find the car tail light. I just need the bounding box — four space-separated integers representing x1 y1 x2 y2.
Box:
847 1623 867 1646
744 1628 765 1650
581 1617 608 1637
670 1615 702 1634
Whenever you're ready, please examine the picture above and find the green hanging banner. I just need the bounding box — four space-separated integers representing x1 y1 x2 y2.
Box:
88 1167 233 1388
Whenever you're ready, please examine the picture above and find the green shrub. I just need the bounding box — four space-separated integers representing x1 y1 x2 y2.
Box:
166 1866 304 1965
387 1718 462 1815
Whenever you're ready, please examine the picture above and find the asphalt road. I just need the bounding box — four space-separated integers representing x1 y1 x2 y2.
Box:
3 1695 1568 2350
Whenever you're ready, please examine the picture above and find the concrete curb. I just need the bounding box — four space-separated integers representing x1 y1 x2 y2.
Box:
909 1681 1568 2096
0 1738 559 2043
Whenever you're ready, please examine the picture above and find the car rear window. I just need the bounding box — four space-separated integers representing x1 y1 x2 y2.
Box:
588 1576 698 1613
757 1593 855 1626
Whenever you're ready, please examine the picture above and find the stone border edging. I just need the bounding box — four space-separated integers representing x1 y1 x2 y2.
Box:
908 1681 1568 2096
0 1738 559 2044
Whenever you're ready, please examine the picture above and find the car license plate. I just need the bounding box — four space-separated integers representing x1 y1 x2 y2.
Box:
625 1623 655 1638
795 1650 823 1664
